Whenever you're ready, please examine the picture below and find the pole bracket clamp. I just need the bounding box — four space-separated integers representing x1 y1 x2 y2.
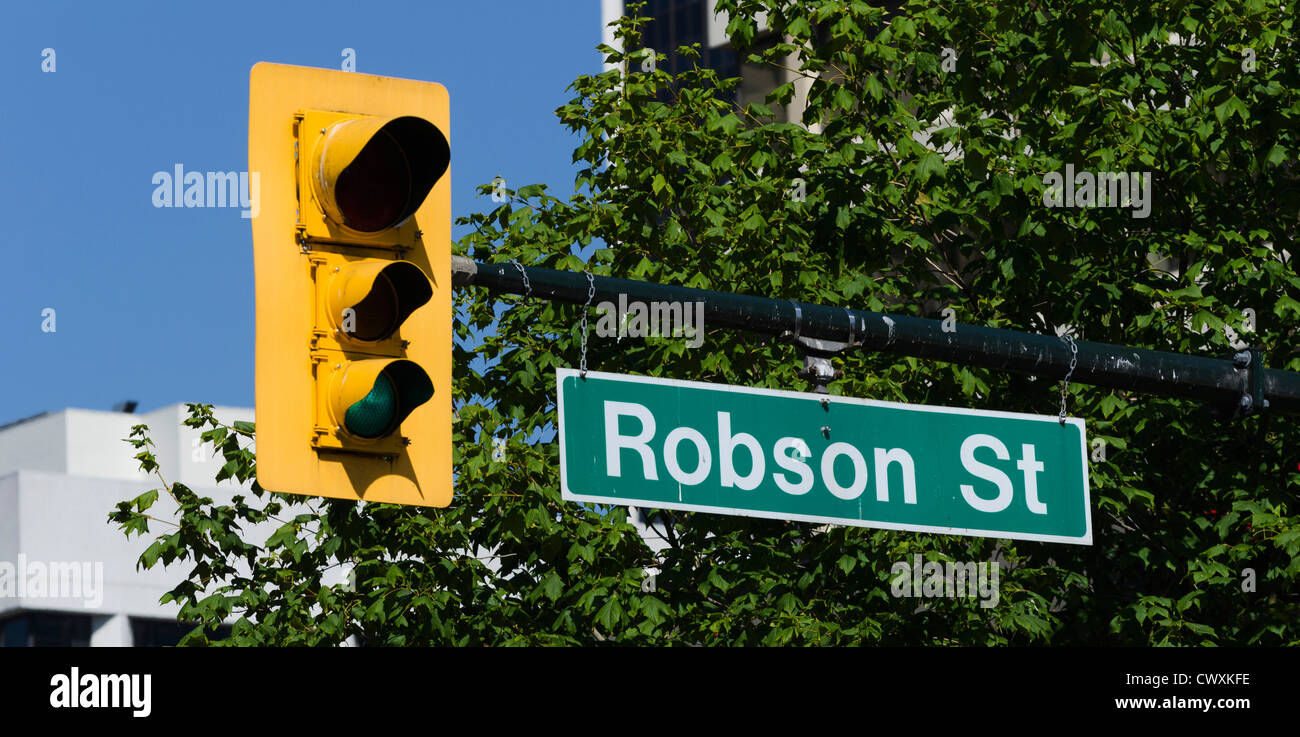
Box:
783 302 856 394
1231 347 1268 418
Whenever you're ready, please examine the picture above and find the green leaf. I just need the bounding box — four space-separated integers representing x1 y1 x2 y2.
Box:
595 598 623 631
540 571 564 602
837 555 857 574
133 489 159 513
914 152 945 185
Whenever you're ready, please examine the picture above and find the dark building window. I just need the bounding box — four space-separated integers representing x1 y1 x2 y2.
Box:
1 612 93 647
130 618 232 647
637 0 739 103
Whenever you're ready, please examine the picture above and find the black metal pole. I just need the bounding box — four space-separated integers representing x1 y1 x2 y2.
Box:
452 256 1300 416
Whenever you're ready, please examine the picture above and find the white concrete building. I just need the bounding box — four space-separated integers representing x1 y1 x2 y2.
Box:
0 404 255 646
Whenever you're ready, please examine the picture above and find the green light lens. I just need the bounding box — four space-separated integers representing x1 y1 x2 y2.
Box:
344 374 398 438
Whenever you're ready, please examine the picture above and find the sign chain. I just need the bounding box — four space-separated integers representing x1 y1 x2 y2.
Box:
1059 334 1078 424
509 259 532 302
579 271 595 378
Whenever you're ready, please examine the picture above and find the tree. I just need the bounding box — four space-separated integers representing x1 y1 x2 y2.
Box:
113 0 1299 645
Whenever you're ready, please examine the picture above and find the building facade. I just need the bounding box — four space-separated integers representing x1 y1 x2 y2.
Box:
0 404 261 646
600 0 817 124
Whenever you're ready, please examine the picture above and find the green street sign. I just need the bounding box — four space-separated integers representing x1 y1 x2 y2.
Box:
558 369 1092 545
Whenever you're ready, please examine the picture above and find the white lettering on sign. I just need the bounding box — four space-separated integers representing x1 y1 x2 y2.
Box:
1017 444 1047 514
959 434 1048 514
605 401 658 480
664 426 711 485
772 437 813 495
718 412 764 490
601 402 1050 514
822 442 869 500
960 434 1014 512
601 401 919 504
874 448 917 503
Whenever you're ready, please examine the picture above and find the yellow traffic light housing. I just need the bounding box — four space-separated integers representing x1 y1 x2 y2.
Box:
249 62 452 507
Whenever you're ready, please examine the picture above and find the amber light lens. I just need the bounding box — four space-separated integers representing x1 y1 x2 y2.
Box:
335 261 433 342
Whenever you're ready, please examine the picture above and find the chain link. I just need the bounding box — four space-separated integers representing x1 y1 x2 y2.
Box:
579 271 596 378
509 259 532 302
1059 334 1078 424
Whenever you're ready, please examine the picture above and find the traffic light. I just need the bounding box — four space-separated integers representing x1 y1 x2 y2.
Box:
249 62 452 507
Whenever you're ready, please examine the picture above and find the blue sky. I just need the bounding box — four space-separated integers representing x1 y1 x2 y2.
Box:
0 0 605 425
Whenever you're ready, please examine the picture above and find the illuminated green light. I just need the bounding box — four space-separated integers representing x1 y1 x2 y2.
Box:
344 374 398 438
